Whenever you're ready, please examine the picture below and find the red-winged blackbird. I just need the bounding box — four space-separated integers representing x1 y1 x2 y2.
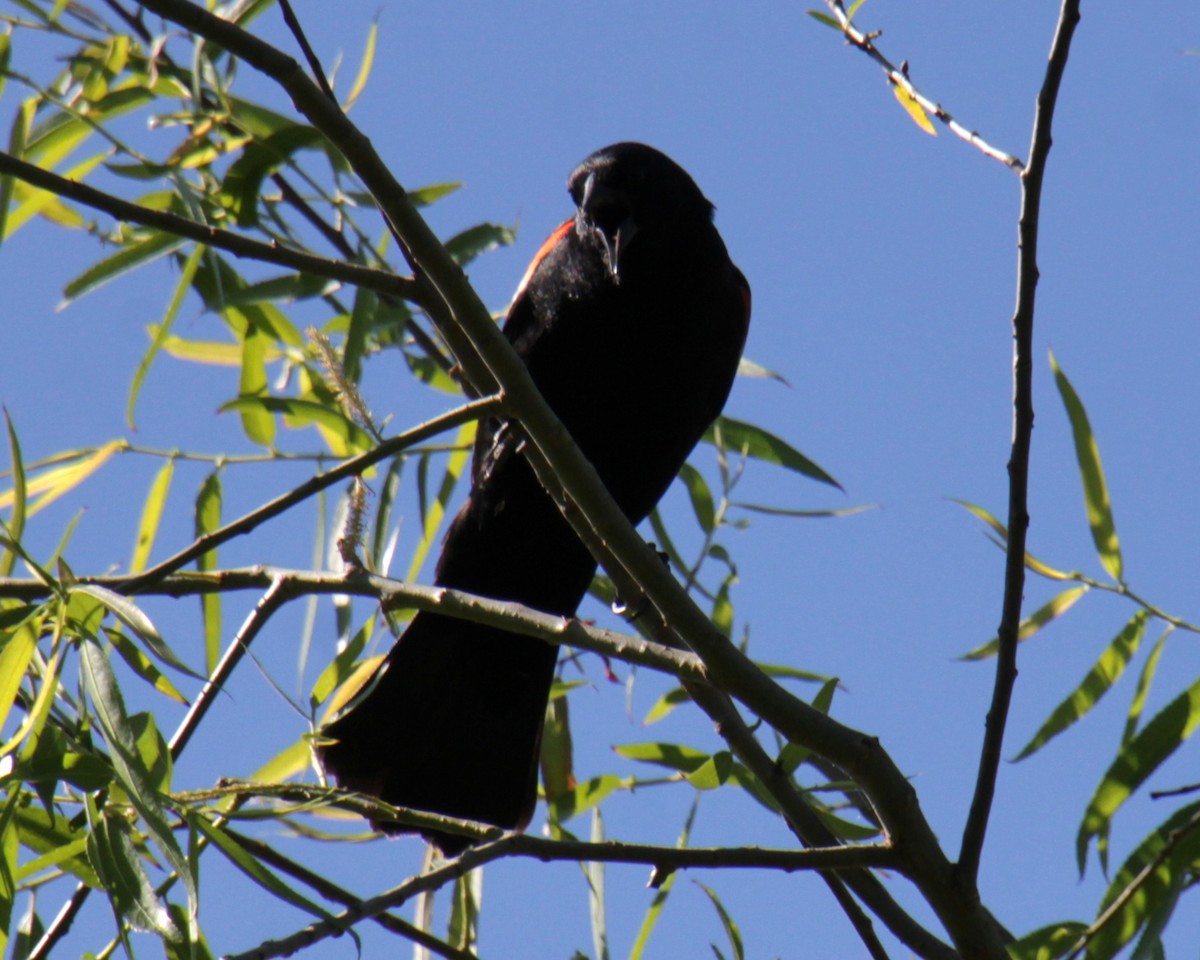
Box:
318 142 750 853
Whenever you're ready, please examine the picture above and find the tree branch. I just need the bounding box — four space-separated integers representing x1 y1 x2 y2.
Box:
821 0 1025 171
0 151 425 306
117 395 499 594
959 0 1083 884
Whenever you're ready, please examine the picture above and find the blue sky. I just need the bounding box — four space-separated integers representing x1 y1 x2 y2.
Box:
3 1 1200 956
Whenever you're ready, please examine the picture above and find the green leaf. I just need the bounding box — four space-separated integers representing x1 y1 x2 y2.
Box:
0 441 122 516
343 20 378 109
686 751 734 791
80 640 198 939
405 426 473 582
614 742 708 775
1 413 26 577
219 397 372 454
1050 351 1123 581
731 501 875 519
444 223 516 266
128 244 205 430
0 622 36 737
194 470 223 673
188 813 335 921
1013 611 1148 761
706 417 840 489
14 805 100 887
107 629 188 704
540 692 574 807
951 499 1075 581
1005 922 1088 960
235 320 276 447
960 585 1089 660
546 775 622 824
678 463 715 533
629 797 698 960
1086 803 1200 959
406 182 463 207
695 882 744 960
891 83 937 136
1124 627 1171 744
222 124 325 228
644 687 689 724
806 10 841 30
131 458 175 574
85 795 183 942
71 584 201 680
61 231 185 305
1077 673 1200 875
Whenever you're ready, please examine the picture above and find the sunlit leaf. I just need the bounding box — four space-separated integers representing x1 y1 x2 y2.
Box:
1124 627 1171 744
1 413 26 577
222 125 325 228
695 882 745 960
1077 673 1200 875
131 458 175 574
445 223 515 266
629 797 698 960
343 20 378 109
1013 611 1148 761
960 585 1088 661
706 417 840 489
106 629 188 705
72 584 201 679
61 231 185 305
805 10 841 30
194 470 223 673
951 499 1075 581
891 82 938 135
0 441 122 515
677 463 715 533
0 622 36 739
1050 351 1123 581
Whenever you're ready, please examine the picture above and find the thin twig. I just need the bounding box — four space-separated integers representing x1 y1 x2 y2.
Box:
26 881 92 960
0 151 424 306
117 395 499 594
959 0 1083 884
822 0 1025 171
168 576 288 757
276 0 335 102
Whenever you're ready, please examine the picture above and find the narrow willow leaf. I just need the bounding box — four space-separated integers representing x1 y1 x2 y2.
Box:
614 742 708 774
629 796 698 960
61 231 185 305
695 882 745 960
677 463 715 533
219 396 372 455
1 413 26 577
547 775 622 824
0 441 122 516
106 629 188 705
731 501 875 519
14 805 101 887
805 10 841 30
80 640 198 937
128 244 205 430
586 808 609 960
0 623 36 746
235 319 275 447
194 470 222 673
343 20 378 109
1124 627 1171 744
1050 351 1123 581
188 813 334 920
540 693 575 806
1087 802 1200 960
705 417 841 489
1005 922 1088 960
1077 673 1200 875
1013 611 1148 761
444 223 515 266
735 357 790 385
448 865 483 954
158 334 242 366
404 424 472 582
85 797 183 943
686 751 734 790
222 125 324 228
406 182 463 207
644 687 689 725
72 584 201 679
248 739 310 784
960 585 1089 661
130 458 175 574
0 795 17 958
951 499 1074 580
891 83 938 135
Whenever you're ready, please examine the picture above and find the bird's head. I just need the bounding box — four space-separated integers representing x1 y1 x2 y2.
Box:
568 142 715 283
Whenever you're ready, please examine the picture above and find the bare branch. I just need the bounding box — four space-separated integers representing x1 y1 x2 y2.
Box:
959 0 1083 883
821 1 1025 171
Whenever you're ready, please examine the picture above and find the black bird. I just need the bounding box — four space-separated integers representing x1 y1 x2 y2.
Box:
318 142 750 853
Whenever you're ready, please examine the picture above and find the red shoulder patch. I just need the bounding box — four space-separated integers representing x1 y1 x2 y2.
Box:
513 219 573 300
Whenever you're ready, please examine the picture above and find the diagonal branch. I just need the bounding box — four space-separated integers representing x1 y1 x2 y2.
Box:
959 0 1083 883
117 395 499 594
821 1 1025 171
0 151 424 306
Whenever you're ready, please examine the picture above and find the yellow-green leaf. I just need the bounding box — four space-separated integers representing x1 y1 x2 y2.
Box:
131 458 175 574
960 585 1089 660
1050 350 1123 582
891 82 937 136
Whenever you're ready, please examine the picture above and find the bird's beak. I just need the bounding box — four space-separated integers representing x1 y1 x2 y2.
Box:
578 173 638 284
